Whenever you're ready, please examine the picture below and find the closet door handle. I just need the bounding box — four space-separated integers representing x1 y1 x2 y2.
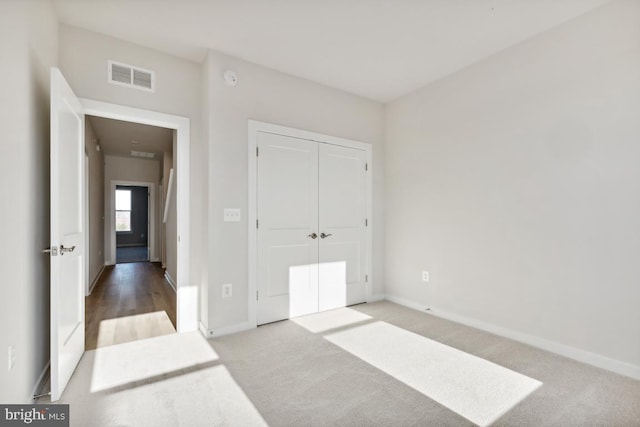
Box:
308 233 318 239
320 233 333 239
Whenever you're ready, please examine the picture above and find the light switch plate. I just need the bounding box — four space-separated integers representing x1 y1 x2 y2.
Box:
224 208 241 222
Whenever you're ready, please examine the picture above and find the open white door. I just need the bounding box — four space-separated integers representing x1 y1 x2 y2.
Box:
50 67 85 401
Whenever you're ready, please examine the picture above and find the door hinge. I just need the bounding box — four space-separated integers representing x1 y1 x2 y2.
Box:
365 274 368 283
365 219 368 227
256 291 259 301
256 219 259 229
365 163 368 171
256 146 259 157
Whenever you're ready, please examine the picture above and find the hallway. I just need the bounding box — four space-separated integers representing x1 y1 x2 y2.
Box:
85 262 177 350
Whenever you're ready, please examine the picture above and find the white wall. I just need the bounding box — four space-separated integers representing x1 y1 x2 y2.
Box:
0 0 58 403
85 119 105 286
199 51 211 328
104 155 160 264
58 25 206 294
384 0 640 375
205 50 384 330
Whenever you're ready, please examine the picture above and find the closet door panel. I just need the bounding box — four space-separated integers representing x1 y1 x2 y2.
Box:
318 144 367 311
257 132 319 324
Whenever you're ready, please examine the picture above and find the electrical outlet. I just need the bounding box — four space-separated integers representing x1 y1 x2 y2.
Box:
8 345 15 372
422 271 429 282
222 283 232 298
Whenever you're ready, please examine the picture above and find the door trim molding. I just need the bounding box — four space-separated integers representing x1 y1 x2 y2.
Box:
248 120 373 328
84 152 90 296
80 98 196 333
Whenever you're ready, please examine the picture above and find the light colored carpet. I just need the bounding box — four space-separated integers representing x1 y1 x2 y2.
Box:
325 321 541 426
54 332 267 427
212 302 640 426
44 301 640 426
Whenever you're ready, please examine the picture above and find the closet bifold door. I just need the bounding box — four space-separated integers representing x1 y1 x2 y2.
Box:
256 132 319 325
318 143 367 311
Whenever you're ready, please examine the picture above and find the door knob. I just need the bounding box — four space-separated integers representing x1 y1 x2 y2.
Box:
308 233 317 239
60 244 76 255
320 233 333 239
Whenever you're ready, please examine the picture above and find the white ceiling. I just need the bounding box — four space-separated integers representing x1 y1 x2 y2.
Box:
87 116 173 159
53 0 611 102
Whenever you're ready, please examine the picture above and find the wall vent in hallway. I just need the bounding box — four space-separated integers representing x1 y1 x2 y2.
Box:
108 60 155 92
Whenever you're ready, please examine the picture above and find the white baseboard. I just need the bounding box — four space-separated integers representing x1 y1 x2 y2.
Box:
208 321 255 338
164 271 176 292
88 264 106 295
384 294 425 312
384 294 640 380
29 361 50 402
367 293 386 303
150 257 161 262
202 295 382 340
199 321 214 339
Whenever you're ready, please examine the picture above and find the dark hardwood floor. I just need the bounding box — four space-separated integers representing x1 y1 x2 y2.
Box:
85 262 177 350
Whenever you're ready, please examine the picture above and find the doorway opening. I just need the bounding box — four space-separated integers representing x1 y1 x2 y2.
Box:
80 98 196 334
110 180 156 265
84 114 177 350
116 185 150 264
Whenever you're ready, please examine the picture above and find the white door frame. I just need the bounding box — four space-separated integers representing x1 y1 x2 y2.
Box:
84 151 90 296
81 98 197 333
109 181 156 264
248 120 373 328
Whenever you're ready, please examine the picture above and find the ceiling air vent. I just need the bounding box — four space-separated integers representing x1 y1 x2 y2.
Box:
131 150 155 159
108 60 155 92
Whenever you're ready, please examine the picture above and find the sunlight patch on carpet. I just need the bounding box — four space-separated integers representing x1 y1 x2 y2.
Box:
68 349 267 426
292 307 372 333
325 321 542 426
91 332 218 392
